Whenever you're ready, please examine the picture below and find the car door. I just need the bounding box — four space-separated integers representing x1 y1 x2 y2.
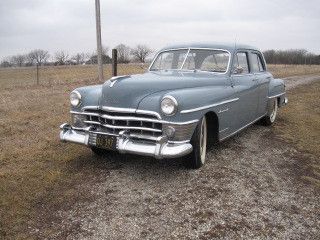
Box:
249 51 271 118
231 51 260 130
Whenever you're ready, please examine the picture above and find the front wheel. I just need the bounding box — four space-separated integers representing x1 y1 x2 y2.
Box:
261 98 278 126
187 116 207 169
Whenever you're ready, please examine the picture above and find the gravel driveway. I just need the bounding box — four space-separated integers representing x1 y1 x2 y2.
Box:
33 76 320 239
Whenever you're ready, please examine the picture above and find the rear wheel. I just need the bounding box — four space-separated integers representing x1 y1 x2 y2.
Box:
91 146 109 156
261 98 278 126
187 116 207 169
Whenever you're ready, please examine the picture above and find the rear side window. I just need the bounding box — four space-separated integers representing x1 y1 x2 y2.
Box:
250 52 265 72
233 52 249 74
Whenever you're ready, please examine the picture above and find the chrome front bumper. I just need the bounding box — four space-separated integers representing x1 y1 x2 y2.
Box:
59 123 193 159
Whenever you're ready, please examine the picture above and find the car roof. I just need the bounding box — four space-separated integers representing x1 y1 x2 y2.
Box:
159 42 260 53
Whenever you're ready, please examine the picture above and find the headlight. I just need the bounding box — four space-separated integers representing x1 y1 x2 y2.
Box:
161 96 178 116
70 91 81 107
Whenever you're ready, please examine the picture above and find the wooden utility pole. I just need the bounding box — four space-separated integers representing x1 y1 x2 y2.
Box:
95 0 104 82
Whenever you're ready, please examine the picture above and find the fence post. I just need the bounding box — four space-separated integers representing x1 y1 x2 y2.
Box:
36 64 39 85
112 49 117 77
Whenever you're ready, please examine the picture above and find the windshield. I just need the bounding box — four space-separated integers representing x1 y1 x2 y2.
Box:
150 49 230 73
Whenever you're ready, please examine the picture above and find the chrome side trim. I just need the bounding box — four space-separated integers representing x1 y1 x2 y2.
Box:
218 108 229 114
219 127 229 133
181 98 239 114
220 113 266 141
83 120 162 133
268 92 286 99
71 111 198 125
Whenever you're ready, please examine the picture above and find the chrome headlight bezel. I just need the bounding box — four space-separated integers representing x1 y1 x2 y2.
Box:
70 90 82 107
160 95 178 116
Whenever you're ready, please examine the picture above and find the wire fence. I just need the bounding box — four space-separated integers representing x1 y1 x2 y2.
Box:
0 63 147 89
1 64 320 89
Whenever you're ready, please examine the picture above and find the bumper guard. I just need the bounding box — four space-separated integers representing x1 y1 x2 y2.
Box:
60 123 193 159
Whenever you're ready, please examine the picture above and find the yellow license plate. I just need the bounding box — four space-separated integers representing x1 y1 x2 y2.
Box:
96 134 117 150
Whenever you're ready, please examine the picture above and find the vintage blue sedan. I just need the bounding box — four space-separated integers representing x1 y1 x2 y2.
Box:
60 43 287 169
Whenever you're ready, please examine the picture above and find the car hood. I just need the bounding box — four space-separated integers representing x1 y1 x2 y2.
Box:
99 71 227 109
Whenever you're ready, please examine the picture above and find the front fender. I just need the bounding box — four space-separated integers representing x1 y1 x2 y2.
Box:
137 85 234 122
268 78 287 107
268 78 285 97
71 85 102 111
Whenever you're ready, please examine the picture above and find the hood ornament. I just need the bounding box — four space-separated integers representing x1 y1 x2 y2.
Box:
109 75 130 88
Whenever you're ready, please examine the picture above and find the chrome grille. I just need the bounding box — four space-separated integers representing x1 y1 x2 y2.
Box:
88 132 97 145
81 109 163 137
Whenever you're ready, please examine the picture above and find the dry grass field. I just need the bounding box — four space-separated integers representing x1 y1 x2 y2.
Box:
1 64 320 89
0 64 146 89
274 81 320 186
267 64 320 78
0 64 319 238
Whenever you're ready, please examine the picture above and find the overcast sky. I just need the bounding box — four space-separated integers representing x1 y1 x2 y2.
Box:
0 0 319 60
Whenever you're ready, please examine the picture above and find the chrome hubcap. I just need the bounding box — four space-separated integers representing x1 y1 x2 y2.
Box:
200 118 207 163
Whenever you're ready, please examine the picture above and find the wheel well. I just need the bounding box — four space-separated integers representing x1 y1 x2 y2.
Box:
277 97 281 106
205 111 219 145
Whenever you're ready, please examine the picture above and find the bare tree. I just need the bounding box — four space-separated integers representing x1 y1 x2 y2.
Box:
11 54 26 67
131 45 153 63
55 51 69 65
72 53 86 65
101 45 109 56
85 52 95 64
115 44 131 63
28 49 50 66
0 58 12 68
262 49 320 65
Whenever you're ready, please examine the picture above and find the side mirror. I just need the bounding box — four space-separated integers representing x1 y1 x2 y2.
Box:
233 66 244 74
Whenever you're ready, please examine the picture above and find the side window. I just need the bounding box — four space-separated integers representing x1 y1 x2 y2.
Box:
201 52 229 72
233 52 249 74
251 52 265 72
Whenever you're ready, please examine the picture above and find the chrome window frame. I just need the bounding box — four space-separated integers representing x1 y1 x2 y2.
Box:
231 51 251 76
148 48 232 74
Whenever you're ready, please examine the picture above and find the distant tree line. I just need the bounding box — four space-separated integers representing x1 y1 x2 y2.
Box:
0 44 153 68
263 49 320 65
2 46 319 68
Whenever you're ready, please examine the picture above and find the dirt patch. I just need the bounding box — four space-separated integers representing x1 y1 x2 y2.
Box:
31 126 319 239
